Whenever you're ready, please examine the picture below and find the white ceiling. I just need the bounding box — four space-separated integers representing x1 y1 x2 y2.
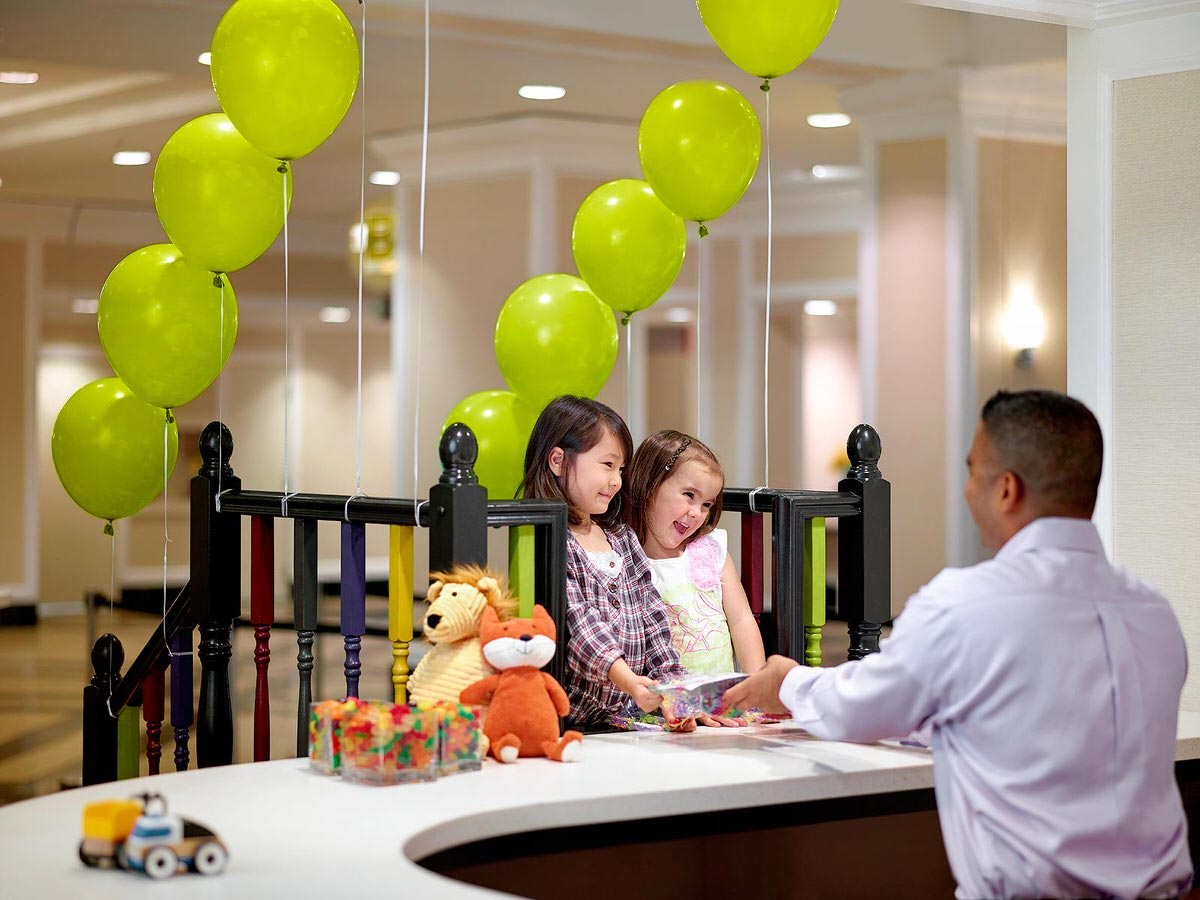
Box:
0 0 1065 227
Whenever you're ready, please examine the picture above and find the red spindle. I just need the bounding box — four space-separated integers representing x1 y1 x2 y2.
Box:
741 512 764 622
143 664 165 776
251 515 275 762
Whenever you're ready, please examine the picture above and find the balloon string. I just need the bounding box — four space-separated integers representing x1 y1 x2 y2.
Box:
695 223 704 438
106 523 116 717
412 0 429 515
162 416 174 655
282 166 293 517
764 83 773 488
625 318 633 441
353 0 367 500
217 277 225 507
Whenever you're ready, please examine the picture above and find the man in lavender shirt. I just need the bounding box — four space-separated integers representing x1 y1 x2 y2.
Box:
727 390 1192 899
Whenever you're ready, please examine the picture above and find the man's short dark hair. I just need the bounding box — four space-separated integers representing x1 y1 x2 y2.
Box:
980 390 1104 516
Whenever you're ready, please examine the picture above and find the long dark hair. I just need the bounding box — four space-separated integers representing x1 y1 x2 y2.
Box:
627 430 724 545
521 395 633 529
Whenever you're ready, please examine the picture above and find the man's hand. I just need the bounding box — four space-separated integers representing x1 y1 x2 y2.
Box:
628 675 665 713
722 655 799 715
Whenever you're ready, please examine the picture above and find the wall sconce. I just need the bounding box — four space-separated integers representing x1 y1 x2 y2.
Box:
1003 283 1044 369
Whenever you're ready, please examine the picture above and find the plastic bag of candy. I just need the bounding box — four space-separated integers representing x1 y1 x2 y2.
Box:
654 672 750 720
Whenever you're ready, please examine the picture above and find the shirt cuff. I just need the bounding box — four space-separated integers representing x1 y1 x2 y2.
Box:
779 663 824 716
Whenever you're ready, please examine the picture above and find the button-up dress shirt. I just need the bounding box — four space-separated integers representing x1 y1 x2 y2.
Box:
564 524 685 724
781 517 1192 899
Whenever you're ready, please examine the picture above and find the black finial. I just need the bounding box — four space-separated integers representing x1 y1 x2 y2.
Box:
439 422 479 486
90 633 124 688
846 424 882 480
198 421 234 478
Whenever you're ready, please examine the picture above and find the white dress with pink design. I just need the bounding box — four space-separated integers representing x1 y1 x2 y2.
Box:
646 529 735 675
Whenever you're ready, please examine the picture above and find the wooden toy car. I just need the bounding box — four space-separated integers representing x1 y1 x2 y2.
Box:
79 793 228 879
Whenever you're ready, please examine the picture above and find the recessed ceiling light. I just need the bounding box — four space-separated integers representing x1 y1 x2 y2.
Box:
0 71 39 85
807 113 851 129
72 298 99 315
665 307 693 323
112 151 152 166
198 52 212 66
804 300 838 317
319 306 352 324
518 84 566 101
368 170 401 186
810 164 861 182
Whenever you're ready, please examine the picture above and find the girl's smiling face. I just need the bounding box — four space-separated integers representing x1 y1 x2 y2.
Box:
555 427 625 520
643 459 723 557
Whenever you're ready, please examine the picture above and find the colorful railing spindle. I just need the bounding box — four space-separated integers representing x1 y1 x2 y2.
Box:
142 663 166 775
170 628 193 771
803 518 826 667
509 526 536 618
389 525 415 704
250 514 274 762
294 517 318 757
116 701 140 780
340 522 367 698
741 512 765 624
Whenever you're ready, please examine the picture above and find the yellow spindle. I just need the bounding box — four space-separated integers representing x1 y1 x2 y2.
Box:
389 525 415 703
803 518 826 667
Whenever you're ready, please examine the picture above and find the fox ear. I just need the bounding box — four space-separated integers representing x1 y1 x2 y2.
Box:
531 604 555 639
480 605 500 631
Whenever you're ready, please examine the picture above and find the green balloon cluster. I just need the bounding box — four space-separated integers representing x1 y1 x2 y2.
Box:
52 0 360 529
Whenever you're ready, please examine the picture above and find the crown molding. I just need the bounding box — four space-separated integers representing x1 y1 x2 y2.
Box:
370 115 639 183
915 0 1200 27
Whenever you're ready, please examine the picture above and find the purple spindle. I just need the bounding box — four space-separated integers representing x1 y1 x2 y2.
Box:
340 522 367 698
170 628 193 771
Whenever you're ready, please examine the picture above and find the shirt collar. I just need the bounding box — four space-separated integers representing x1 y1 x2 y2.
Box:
994 516 1106 561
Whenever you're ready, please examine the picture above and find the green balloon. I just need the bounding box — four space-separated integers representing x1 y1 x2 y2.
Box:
211 0 360 161
572 179 686 320
638 80 761 225
698 0 839 80
494 274 619 411
154 113 291 274
98 244 238 410
443 391 537 500
52 377 179 524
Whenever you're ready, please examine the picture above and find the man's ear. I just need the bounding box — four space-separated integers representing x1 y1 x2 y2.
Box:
998 470 1024 513
548 447 565 477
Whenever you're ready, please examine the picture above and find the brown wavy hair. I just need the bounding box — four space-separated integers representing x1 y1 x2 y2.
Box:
520 395 633 529
627 430 724 546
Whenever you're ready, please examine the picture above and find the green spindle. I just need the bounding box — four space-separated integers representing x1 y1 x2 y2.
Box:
803 518 826 667
509 526 536 618
116 705 141 780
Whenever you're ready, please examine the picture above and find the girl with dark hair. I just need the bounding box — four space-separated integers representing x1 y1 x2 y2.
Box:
628 431 765 682
521 396 687 728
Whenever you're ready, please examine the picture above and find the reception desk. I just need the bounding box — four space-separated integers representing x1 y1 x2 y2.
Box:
4 715 1200 898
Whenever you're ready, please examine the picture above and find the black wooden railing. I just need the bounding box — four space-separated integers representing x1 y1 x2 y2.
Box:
82 421 889 785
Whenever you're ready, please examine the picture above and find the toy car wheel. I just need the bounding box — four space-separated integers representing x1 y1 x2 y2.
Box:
192 841 228 876
142 845 178 880
78 843 99 867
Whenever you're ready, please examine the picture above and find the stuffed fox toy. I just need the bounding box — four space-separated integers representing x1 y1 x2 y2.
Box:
460 605 583 763
408 566 518 705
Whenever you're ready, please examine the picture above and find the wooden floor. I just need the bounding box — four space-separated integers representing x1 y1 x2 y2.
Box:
0 607 854 806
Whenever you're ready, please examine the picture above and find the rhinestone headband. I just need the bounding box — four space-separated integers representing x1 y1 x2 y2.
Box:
664 437 692 472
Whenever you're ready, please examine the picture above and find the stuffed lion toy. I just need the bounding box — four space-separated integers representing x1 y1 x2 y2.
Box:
408 565 518 704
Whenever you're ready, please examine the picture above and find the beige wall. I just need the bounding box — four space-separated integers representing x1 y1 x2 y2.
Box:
1111 70 1200 709
974 138 1067 410
0 240 30 594
876 138 948 614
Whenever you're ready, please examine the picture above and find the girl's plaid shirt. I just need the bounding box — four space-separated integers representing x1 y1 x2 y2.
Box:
564 524 685 724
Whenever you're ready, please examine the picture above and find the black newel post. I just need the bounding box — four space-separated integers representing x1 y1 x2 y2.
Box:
191 422 241 767
429 423 487 573
82 633 123 785
838 424 891 659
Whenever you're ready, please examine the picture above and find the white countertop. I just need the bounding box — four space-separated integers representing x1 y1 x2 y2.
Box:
5 712 1200 898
